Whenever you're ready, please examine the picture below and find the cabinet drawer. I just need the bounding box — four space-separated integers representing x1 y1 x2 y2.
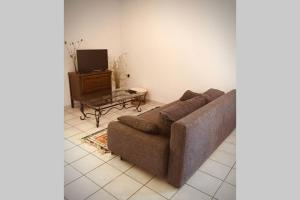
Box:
81 75 111 94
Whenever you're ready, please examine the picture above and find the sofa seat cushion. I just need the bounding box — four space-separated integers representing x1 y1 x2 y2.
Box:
117 115 159 134
107 121 170 177
203 88 225 102
179 90 203 101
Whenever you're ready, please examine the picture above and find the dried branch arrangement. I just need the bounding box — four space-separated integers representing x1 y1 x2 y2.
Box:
109 53 128 89
64 39 83 72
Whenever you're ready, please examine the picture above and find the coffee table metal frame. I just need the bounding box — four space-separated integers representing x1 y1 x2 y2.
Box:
79 91 143 128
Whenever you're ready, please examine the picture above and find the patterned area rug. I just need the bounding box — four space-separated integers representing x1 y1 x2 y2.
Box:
81 129 109 153
81 105 160 154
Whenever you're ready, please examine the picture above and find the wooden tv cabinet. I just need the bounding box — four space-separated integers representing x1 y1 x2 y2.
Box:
68 70 112 108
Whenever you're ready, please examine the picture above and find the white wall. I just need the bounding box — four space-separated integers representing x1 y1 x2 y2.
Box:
64 0 236 105
121 0 236 103
64 0 121 106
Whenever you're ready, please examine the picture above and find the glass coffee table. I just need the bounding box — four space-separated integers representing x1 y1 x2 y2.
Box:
78 89 145 127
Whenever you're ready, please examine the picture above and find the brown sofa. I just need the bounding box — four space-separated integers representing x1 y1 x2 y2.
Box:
107 89 236 187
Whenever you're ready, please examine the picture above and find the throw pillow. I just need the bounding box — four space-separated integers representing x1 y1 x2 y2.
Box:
160 96 207 121
203 88 225 102
179 90 203 101
117 115 159 134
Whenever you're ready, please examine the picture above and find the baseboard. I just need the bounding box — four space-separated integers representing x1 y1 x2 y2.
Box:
147 99 165 105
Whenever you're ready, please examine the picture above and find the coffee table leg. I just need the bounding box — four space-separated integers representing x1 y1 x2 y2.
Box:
136 98 142 112
122 101 126 109
80 103 87 120
95 109 101 128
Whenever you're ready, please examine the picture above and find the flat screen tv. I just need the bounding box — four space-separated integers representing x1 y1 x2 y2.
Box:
76 49 108 73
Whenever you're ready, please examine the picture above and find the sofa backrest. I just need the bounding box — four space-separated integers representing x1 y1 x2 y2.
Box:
167 89 236 187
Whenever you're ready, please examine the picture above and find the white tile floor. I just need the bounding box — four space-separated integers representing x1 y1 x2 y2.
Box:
64 102 236 200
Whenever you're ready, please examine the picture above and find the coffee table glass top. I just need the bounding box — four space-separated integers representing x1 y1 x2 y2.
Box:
79 89 143 108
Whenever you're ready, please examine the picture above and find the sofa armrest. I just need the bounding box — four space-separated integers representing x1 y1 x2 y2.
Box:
167 90 236 187
107 121 170 177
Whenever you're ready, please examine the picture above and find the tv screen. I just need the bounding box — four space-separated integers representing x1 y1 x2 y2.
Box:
77 49 108 73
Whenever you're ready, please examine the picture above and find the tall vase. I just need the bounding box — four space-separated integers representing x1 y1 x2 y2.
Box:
113 67 121 89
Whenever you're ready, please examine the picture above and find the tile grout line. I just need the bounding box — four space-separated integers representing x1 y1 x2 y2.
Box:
83 160 136 200
106 172 149 200
65 105 234 200
65 146 202 199
211 161 236 199
217 147 236 156
197 169 228 182
82 157 169 200
144 185 169 200
64 164 87 187
64 143 117 187
216 148 236 156
64 126 108 151
64 145 97 165
65 154 122 200
185 183 215 199
65 145 234 197
120 161 173 200
182 151 236 199
64 152 116 187
65 149 234 199
168 186 180 200
125 176 170 200
80 157 130 200
208 157 235 168
71 154 106 174
73 104 163 200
